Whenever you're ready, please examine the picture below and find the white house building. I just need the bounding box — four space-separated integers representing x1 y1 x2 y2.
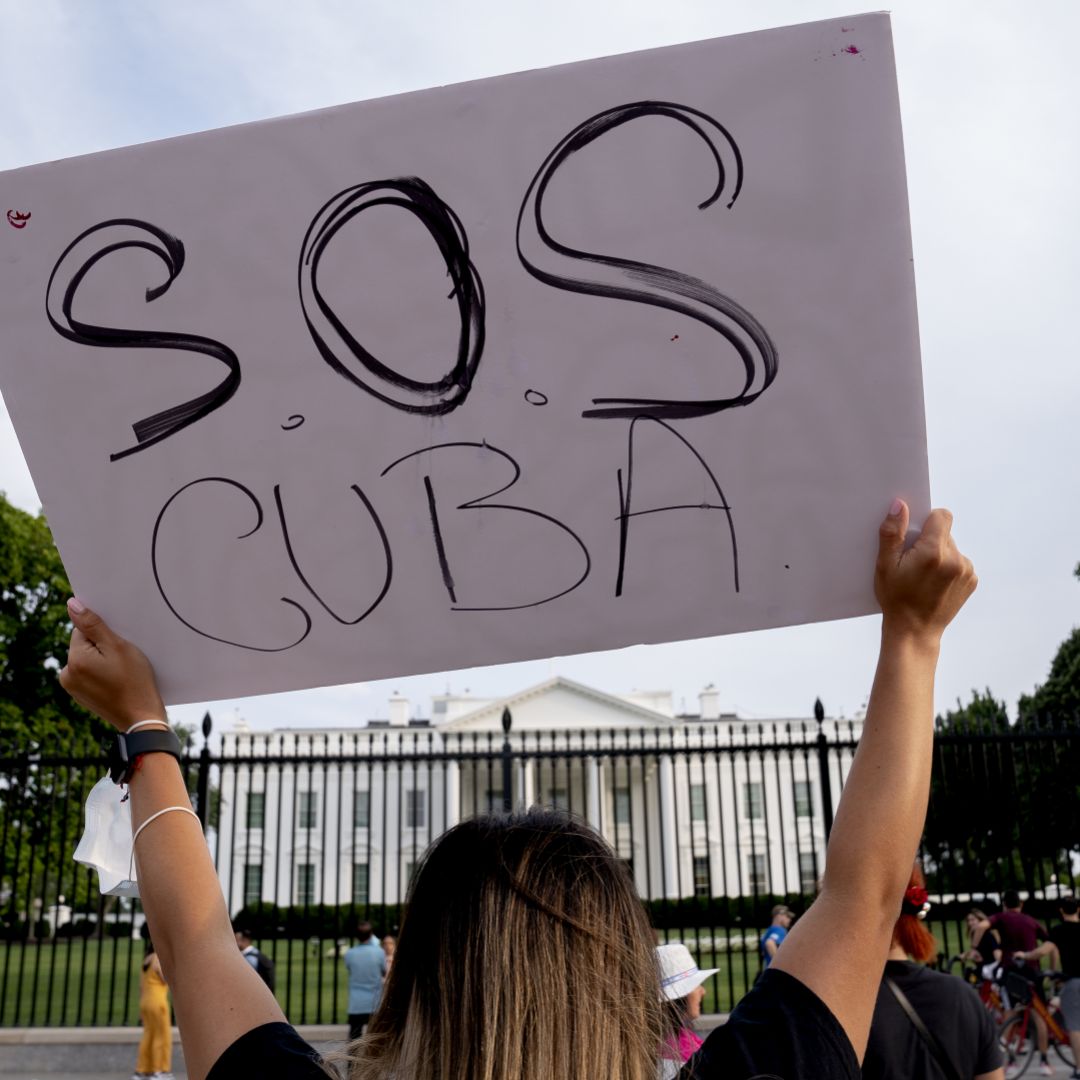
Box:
213 680 862 914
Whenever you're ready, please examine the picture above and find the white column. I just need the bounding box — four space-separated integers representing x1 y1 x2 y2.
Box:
445 760 461 829
586 757 602 830
520 759 535 809
658 755 679 899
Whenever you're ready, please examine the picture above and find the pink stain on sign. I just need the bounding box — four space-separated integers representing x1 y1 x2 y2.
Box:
841 45 861 55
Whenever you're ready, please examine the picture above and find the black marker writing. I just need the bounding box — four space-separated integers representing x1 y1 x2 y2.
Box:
274 483 393 624
281 414 305 430
46 219 241 461
381 441 591 611
299 178 485 415
152 477 312 651
615 416 738 595
516 102 778 420
524 389 548 406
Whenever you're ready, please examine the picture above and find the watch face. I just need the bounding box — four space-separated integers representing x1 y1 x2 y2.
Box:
107 733 129 783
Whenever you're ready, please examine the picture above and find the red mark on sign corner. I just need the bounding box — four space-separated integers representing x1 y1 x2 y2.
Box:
841 45 861 55
6 210 31 229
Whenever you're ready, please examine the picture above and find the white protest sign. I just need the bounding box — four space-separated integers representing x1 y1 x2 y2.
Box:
0 13 927 705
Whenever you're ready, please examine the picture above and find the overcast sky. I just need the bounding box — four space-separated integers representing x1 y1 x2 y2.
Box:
1 0 1076 733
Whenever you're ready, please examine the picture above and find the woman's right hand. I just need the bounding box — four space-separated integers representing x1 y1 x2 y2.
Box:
58 598 167 732
874 499 977 644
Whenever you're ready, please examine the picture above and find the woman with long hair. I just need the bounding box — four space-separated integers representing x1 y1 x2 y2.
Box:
862 865 1004 1080
58 500 975 1080
133 937 173 1080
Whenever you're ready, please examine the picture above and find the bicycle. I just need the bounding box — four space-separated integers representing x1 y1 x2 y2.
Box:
997 962 1075 1078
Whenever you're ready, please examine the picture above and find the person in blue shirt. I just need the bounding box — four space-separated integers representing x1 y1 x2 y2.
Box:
343 921 387 1040
761 906 794 969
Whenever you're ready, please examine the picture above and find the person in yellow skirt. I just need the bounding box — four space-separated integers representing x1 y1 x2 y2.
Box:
133 938 173 1080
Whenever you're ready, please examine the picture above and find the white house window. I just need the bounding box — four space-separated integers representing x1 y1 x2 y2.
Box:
693 856 710 898
296 863 316 905
614 786 632 825
352 863 369 904
793 781 813 819
799 852 818 893
405 789 426 828
246 792 265 829
354 789 370 829
690 783 707 822
298 792 317 829
747 853 769 893
743 782 764 821
243 863 262 905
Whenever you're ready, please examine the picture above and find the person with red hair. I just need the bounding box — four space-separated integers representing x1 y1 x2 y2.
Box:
862 865 1004 1080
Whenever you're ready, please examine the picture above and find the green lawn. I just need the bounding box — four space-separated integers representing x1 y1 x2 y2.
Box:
0 936 365 1027
0 920 974 1027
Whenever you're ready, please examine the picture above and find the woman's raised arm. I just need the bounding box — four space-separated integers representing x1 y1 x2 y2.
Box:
60 600 287 1080
771 500 976 1060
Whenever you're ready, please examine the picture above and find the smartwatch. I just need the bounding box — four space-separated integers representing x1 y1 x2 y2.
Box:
108 727 183 785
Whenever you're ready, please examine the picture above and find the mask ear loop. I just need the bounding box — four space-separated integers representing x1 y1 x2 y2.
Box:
127 805 201 882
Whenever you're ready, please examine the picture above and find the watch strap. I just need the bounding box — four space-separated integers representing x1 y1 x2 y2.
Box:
109 728 183 784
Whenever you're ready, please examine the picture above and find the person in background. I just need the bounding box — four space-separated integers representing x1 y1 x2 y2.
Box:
134 938 174 1080
57 498 976 1079
1014 897 1080 1079
344 921 386 1040
235 927 275 992
380 935 396 971
964 908 1001 979
656 943 718 1078
862 864 1003 1080
975 891 1052 1074
760 906 794 970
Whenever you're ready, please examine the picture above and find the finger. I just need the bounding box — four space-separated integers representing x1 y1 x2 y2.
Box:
67 598 114 645
877 497 910 564
912 508 954 552
69 626 101 657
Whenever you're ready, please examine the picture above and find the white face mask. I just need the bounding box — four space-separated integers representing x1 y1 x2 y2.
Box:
73 776 140 897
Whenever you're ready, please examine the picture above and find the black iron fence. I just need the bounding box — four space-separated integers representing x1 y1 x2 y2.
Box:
1 710 1077 1026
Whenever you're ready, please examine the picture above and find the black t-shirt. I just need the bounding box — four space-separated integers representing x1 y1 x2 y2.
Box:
974 926 999 965
1050 921 1080 978
861 960 1002 1080
680 968 860 1079
209 971 858 1080
207 1022 328 1079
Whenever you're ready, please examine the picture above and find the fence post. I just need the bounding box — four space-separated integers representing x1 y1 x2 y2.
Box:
501 707 513 812
814 698 834 841
196 710 213 834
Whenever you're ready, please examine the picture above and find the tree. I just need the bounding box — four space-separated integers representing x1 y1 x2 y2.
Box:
0 493 105 753
923 690 1017 894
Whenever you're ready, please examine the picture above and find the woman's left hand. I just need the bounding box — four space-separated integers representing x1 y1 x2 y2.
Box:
59 599 166 731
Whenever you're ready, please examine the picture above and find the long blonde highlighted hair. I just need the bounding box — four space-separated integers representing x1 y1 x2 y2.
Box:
329 809 667 1080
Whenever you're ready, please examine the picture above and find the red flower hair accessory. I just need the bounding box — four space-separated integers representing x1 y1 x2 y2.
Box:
902 884 931 919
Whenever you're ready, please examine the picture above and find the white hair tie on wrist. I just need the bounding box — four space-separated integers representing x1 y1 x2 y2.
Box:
127 806 201 881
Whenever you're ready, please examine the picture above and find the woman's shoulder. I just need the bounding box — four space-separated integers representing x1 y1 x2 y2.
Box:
207 1022 330 1080
681 969 859 1080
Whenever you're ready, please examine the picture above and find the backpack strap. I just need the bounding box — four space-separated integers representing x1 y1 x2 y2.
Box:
885 977 963 1080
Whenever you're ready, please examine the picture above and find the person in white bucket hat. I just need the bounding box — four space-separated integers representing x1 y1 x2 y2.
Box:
657 944 719 1075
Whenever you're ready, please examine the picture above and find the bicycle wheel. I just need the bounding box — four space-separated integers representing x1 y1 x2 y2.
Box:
999 1014 1036 1078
